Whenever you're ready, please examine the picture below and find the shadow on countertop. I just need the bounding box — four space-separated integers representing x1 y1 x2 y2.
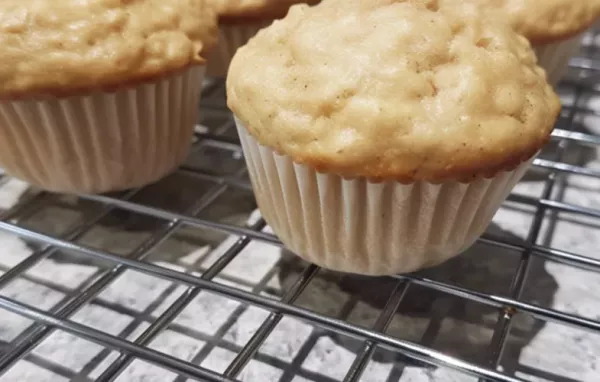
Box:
276 223 559 377
11 134 255 267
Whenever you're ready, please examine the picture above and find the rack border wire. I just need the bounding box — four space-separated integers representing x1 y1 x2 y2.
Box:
0 33 599 382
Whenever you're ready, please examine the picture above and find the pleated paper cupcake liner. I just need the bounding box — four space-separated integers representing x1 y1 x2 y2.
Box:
533 34 583 86
237 120 534 276
0 66 206 194
206 21 271 78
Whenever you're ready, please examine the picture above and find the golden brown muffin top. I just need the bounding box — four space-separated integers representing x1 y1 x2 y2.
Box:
473 0 600 44
227 0 561 183
0 0 218 98
213 0 320 21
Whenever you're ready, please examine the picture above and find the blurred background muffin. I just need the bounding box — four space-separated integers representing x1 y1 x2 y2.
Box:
206 0 320 77
470 0 600 85
0 0 218 194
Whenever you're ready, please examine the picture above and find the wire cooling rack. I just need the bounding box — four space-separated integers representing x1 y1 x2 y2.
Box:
1 33 600 382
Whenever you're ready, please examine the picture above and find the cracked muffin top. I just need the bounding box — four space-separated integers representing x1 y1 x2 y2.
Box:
227 0 561 182
0 0 218 98
467 0 600 44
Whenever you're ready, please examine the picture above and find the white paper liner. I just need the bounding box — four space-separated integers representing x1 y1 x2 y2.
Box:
206 21 271 78
0 66 206 194
533 34 583 86
236 120 534 275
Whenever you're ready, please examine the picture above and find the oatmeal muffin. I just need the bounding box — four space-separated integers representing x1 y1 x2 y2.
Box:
0 0 218 193
206 0 320 77
227 0 561 275
470 0 600 85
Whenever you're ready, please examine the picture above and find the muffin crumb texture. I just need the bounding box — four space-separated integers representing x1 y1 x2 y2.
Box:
0 0 218 97
227 0 561 182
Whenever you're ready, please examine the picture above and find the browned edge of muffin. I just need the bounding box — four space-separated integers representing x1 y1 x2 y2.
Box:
235 116 559 185
0 64 205 101
217 0 321 25
528 16 598 45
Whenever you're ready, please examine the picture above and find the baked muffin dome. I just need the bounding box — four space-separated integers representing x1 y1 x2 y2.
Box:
227 0 561 183
0 0 218 97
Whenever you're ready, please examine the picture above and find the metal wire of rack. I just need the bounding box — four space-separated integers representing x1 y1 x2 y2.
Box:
0 31 599 382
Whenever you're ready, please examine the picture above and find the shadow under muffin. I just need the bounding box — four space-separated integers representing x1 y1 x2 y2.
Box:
276 223 558 370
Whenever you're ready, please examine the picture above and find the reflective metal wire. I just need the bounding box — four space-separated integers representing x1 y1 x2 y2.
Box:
0 36 598 382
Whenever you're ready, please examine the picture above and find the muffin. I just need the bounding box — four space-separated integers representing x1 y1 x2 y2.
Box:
471 0 600 85
0 0 218 194
206 0 320 77
227 0 561 275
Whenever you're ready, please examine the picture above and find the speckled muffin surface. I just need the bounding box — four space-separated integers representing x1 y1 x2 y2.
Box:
0 0 218 98
473 0 600 44
227 0 561 183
